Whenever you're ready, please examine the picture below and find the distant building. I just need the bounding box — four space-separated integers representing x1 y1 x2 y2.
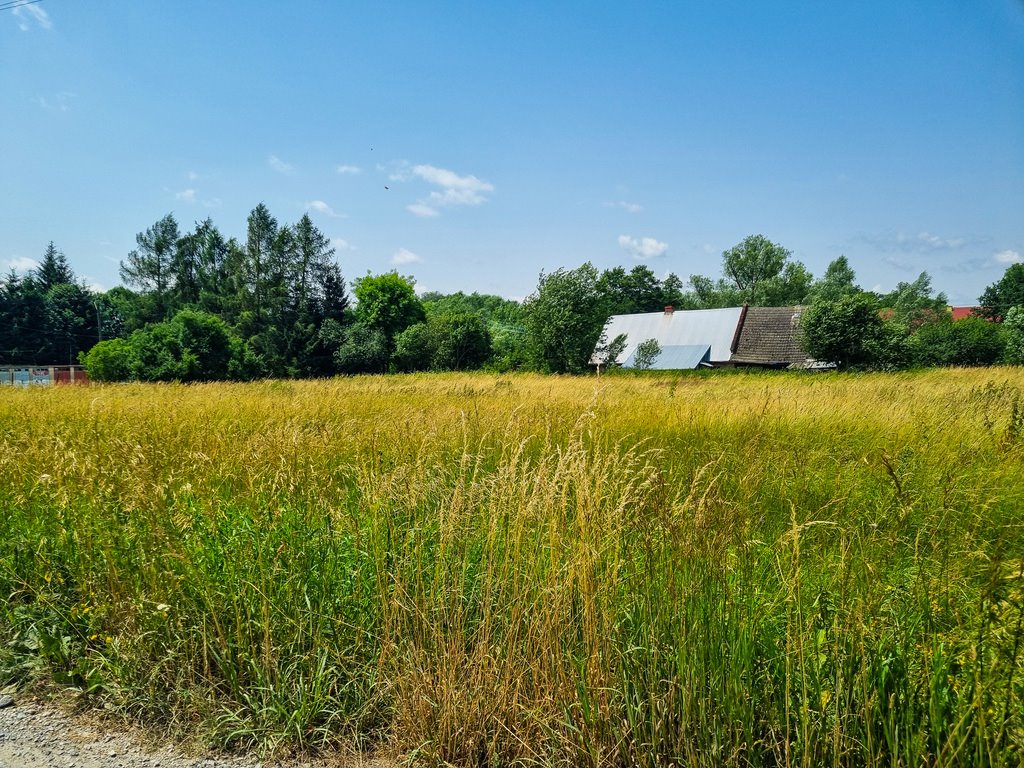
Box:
0 365 89 386
593 306 743 369
948 306 983 321
593 305 817 370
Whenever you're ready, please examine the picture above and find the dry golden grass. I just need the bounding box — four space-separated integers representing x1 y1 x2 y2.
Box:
1 369 1022 766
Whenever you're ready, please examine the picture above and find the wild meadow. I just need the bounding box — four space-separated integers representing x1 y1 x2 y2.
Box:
0 370 1022 766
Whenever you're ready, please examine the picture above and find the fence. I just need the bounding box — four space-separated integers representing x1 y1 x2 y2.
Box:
0 366 90 387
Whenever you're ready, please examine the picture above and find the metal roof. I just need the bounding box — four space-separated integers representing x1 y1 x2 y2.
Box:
623 344 711 369
594 307 744 366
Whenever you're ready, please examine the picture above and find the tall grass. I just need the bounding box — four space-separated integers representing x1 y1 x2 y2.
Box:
0 370 1022 765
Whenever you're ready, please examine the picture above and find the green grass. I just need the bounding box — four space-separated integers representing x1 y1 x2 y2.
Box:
1 370 1022 766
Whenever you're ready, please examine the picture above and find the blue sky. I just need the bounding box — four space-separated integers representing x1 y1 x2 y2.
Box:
2 1 1022 304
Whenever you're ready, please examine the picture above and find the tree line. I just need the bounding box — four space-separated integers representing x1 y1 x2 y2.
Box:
2 212 1023 379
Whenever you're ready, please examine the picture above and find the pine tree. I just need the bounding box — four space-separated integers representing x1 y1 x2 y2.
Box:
120 214 180 321
34 242 74 291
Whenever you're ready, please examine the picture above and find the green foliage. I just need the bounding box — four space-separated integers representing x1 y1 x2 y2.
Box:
980 263 1024 321
128 322 192 381
422 291 521 325
1004 306 1024 364
79 338 134 382
392 312 492 372
0 272 48 363
722 234 789 293
331 322 389 374
34 242 74 292
911 316 1006 367
487 321 530 372
168 309 238 380
523 263 607 373
689 234 812 307
0 251 102 364
631 337 662 370
100 286 150 335
430 312 491 371
596 265 683 315
392 322 436 372
879 271 948 330
806 255 860 303
800 293 888 369
593 332 628 368
44 282 98 365
81 310 243 382
352 272 425 350
120 214 180 322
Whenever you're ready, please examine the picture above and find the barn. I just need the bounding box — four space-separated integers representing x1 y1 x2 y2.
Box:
593 305 814 370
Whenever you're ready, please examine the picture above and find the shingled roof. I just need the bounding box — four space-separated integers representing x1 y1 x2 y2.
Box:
730 306 809 367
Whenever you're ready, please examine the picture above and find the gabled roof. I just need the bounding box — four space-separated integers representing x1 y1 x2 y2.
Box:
594 307 744 367
730 306 809 366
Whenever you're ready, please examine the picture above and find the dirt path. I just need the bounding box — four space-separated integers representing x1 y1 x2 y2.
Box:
0 695 395 768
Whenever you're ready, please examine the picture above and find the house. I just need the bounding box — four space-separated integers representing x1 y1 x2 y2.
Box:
593 306 743 369
593 305 815 370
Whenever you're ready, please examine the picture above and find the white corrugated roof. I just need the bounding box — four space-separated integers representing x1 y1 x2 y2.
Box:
593 307 744 366
623 344 712 369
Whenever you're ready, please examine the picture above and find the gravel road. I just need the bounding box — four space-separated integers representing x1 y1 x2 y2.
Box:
0 695 394 768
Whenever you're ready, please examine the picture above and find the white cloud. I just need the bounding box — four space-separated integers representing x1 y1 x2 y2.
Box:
6 256 39 273
202 197 222 209
34 91 75 112
898 231 965 250
859 230 971 256
82 276 105 293
305 200 344 218
412 164 494 208
382 161 493 216
994 249 1021 264
391 248 422 266
268 155 294 174
13 4 51 30
881 253 915 271
618 235 668 260
187 170 199 181
336 164 361 175
175 188 197 203
606 200 643 213
378 160 413 182
407 202 439 218
331 238 353 251
942 257 989 274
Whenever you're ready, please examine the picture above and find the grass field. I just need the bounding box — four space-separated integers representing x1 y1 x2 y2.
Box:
1 370 1022 766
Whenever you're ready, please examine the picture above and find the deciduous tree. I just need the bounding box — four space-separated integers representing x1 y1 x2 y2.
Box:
522 263 606 373
352 272 424 351
979 263 1024 321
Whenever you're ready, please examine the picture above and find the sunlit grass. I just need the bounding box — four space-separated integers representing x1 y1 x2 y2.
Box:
1 369 1022 765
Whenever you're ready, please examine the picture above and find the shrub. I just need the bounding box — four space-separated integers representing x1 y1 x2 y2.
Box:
911 316 1005 367
80 338 135 382
800 293 888 369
